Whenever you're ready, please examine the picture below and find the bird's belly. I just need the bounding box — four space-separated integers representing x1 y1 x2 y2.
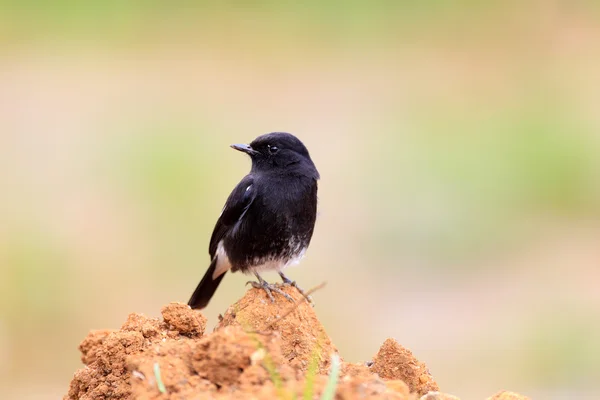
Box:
227 229 309 274
243 246 307 274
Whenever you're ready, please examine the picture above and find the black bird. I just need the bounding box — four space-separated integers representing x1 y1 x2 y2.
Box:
188 132 320 309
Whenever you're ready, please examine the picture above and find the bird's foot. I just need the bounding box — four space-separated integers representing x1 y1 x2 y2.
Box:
279 274 314 305
246 279 294 303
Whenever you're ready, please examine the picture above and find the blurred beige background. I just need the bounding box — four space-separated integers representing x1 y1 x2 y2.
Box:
1 2 600 399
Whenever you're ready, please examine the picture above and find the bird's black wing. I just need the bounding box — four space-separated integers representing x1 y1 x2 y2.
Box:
208 175 256 259
188 175 256 310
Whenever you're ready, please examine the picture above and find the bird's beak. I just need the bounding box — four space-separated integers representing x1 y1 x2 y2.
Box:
230 143 259 156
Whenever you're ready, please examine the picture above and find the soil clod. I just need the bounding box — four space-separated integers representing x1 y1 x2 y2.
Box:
371 338 439 396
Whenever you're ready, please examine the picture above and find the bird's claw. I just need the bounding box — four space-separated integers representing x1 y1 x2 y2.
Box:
280 279 314 305
247 280 294 303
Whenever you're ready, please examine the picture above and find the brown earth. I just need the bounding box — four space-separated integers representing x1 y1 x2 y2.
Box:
64 286 530 400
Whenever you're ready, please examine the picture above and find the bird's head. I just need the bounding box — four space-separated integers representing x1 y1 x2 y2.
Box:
231 132 319 179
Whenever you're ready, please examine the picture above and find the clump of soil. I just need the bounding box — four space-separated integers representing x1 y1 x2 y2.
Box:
486 392 531 400
64 286 530 400
371 338 438 394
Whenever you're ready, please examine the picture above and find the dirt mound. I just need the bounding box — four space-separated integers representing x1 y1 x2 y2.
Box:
64 285 529 399
216 283 337 373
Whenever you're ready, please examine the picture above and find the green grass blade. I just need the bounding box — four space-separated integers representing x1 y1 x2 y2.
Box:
320 354 340 400
303 342 321 400
153 361 167 394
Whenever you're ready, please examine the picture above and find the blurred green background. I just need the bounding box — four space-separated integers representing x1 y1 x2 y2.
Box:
1 1 600 399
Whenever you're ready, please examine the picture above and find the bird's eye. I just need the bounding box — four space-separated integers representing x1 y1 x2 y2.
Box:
268 145 279 154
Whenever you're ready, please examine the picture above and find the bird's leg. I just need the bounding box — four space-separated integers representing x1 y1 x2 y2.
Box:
247 272 294 303
279 272 313 304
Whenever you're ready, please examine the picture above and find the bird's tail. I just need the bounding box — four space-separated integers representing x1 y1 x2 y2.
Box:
188 257 227 309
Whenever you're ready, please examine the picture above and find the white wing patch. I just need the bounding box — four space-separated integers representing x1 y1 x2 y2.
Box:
212 241 232 279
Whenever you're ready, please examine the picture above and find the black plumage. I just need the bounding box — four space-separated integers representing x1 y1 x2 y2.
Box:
188 132 320 309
